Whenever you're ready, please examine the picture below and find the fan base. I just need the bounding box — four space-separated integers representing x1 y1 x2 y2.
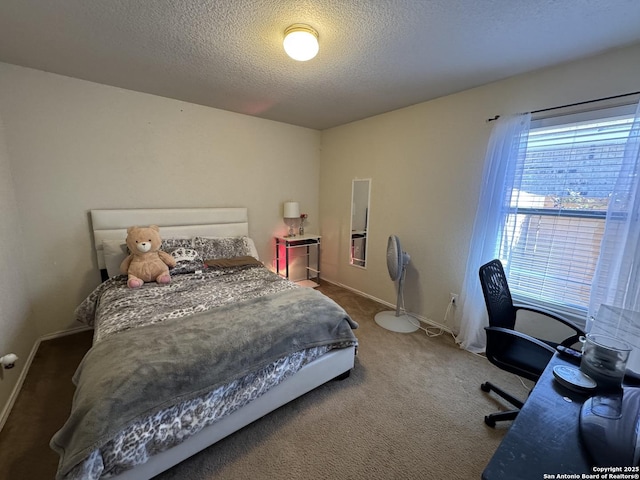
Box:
374 311 419 333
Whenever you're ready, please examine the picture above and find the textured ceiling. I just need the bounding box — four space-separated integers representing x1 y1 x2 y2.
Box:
1 0 640 130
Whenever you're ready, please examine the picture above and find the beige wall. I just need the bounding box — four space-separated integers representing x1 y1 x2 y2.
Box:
0 63 321 339
0 111 36 417
319 43 640 330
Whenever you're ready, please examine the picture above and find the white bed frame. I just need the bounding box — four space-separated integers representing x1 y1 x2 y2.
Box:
89 208 355 480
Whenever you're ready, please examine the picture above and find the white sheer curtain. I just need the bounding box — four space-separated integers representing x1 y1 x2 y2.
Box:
456 113 531 353
588 100 640 373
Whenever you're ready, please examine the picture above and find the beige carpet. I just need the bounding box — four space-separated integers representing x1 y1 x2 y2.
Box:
0 282 528 480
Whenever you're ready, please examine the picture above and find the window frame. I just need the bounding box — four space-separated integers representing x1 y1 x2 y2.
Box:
498 101 638 325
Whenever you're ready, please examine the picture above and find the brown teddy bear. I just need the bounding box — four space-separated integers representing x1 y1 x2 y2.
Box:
120 225 177 288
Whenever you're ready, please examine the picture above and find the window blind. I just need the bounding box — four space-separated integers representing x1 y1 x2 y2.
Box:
499 105 635 313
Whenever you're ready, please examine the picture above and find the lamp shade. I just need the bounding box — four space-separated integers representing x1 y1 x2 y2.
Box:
283 24 319 61
283 202 300 218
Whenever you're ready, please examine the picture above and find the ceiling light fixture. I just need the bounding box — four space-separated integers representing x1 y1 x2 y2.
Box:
283 24 319 61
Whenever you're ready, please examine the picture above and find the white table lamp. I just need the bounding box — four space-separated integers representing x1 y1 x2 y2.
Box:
283 202 300 236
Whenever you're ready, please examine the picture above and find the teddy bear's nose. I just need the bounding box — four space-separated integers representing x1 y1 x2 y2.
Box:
136 242 152 253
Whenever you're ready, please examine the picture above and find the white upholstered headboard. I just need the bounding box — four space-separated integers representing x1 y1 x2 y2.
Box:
91 208 249 270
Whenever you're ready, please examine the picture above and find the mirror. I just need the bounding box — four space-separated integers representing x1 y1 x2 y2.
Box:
350 178 371 268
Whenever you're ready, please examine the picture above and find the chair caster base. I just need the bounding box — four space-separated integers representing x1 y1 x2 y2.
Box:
484 416 496 428
480 382 491 392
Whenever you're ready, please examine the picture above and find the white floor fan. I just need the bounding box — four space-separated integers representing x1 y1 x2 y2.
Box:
374 235 419 333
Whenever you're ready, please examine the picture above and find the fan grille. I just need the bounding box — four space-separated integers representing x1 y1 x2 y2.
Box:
386 235 403 281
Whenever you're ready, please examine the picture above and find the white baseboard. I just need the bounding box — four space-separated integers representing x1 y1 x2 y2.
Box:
0 338 39 432
0 325 92 432
38 324 92 343
321 278 455 335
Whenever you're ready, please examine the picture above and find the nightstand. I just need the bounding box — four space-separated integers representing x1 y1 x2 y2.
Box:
275 235 321 287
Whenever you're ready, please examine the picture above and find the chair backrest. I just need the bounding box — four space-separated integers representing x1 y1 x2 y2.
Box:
479 259 517 330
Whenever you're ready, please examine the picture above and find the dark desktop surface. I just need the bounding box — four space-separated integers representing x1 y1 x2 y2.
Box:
482 354 638 480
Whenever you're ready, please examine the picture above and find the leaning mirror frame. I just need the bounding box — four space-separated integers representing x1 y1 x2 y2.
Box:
350 178 371 268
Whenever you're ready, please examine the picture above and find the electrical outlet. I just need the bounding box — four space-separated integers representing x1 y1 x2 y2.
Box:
449 293 459 305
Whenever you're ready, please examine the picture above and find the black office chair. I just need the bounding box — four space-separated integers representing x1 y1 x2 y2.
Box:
478 259 585 427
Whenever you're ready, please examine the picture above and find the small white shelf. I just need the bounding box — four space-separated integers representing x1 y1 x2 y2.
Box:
275 235 321 287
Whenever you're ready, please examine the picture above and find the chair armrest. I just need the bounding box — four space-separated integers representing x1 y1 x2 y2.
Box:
512 304 585 346
485 326 557 355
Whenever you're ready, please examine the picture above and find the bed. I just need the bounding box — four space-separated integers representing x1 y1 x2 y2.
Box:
50 207 358 480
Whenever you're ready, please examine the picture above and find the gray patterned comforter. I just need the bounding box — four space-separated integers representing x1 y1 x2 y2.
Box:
52 265 358 479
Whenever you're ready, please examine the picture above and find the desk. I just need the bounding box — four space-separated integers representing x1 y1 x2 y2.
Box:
482 354 593 479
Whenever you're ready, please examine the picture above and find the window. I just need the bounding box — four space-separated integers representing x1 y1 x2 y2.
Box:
499 104 637 316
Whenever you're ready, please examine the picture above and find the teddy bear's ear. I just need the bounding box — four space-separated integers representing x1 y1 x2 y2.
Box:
149 225 160 232
127 226 138 234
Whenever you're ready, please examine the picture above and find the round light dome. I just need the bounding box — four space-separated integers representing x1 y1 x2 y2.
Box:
283 24 319 61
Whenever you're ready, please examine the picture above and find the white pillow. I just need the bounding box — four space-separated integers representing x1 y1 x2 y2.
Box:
102 239 128 278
